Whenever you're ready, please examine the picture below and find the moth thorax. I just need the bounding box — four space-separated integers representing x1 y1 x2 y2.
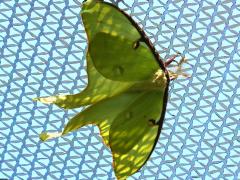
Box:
152 69 167 88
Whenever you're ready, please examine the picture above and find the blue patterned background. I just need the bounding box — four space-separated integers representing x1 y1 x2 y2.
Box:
0 0 239 179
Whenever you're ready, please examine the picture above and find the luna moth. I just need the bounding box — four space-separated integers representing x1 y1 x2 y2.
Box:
34 0 188 179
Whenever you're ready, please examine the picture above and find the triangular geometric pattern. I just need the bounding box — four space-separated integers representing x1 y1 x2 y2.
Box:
0 0 239 179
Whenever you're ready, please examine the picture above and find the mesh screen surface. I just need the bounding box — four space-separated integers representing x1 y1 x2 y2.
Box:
0 0 239 179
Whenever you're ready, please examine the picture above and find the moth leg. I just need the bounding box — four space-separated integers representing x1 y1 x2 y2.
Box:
164 52 181 67
168 56 190 80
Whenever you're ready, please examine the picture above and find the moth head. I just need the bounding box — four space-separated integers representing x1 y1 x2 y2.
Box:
152 69 167 88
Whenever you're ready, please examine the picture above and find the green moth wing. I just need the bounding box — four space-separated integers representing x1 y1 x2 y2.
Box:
39 90 166 180
40 92 144 144
82 0 164 81
34 53 135 109
109 91 164 179
34 0 167 109
109 91 164 154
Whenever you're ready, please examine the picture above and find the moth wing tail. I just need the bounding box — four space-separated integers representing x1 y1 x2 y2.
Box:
39 132 63 141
